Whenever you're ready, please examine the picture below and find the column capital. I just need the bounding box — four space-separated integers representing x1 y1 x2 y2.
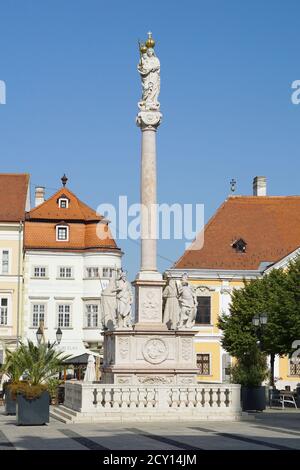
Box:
136 110 162 131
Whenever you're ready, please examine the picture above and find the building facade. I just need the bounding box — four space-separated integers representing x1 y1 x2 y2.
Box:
166 177 300 390
0 174 30 363
23 178 122 357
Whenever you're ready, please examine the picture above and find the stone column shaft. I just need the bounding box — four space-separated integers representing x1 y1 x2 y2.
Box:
140 127 157 271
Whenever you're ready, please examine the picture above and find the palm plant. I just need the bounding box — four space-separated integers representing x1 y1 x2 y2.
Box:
16 340 70 386
1 348 24 383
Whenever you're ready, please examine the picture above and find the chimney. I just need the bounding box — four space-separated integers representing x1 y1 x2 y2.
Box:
35 186 45 207
253 176 267 196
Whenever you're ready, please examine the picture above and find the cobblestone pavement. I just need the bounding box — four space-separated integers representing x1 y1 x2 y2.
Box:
1 407 300 450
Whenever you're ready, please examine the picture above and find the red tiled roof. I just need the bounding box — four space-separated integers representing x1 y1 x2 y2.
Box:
25 187 119 252
26 187 103 221
0 174 29 222
174 196 300 270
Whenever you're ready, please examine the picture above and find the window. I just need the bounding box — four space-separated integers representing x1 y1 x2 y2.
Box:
56 225 69 241
0 298 8 325
59 267 73 278
32 304 45 328
102 267 113 278
197 354 210 375
33 266 47 278
57 304 71 328
290 361 300 376
231 238 247 253
1 250 9 274
85 304 99 328
58 198 69 209
195 296 211 324
86 267 99 279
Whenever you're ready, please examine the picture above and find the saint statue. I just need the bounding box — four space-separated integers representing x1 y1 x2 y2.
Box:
163 279 180 329
101 276 117 330
112 271 133 328
177 274 197 329
138 32 160 111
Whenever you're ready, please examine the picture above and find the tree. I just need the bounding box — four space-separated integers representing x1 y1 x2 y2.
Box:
218 257 300 387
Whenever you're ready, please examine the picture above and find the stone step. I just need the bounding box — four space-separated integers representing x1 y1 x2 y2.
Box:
56 405 79 417
50 406 77 423
50 406 242 424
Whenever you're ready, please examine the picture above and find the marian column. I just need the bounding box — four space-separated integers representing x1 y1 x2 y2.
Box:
133 32 165 327
101 34 197 385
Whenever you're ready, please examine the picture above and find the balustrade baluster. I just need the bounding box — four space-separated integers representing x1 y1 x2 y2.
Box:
204 387 211 408
113 387 121 409
104 388 112 408
211 387 219 408
187 387 196 408
130 388 138 408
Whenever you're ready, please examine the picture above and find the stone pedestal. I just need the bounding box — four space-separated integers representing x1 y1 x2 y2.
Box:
133 271 165 329
101 327 198 385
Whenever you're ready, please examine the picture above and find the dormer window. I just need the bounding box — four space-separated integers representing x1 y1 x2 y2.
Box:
58 198 69 209
57 194 70 209
231 238 247 253
56 224 69 241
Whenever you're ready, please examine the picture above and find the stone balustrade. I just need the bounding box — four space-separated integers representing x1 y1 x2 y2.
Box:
63 382 241 422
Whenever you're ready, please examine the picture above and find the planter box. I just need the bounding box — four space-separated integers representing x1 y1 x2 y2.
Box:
4 388 16 415
241 386 266 411
16 391 50 425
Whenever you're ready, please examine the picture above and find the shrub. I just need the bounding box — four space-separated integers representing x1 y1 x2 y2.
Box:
230 350 269 387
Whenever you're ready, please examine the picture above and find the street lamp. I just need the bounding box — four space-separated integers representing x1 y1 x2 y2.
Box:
252 313 268 327
56 327 63 345
252 313 268 349
36 326 43 345
260 312 268 325
36 323 63 348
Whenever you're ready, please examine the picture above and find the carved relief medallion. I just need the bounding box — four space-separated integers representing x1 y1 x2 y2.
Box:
142 338 168 364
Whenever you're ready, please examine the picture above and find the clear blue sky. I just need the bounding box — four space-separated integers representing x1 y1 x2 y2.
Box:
1 0 299 279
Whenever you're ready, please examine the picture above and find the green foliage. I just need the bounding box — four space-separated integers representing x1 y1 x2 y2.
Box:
1 348 24 383
1 340 70 388
230 350 269 387
218 256 300 384
46 377 61 400
2 341 70 401
16 341 68 385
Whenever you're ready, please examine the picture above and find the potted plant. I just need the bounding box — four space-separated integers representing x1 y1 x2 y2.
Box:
230 349 269 412
46 377 61 405
1 348 25 415
14 341 69 425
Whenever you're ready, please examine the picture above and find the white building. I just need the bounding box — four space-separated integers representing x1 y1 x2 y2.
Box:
23 177 122 356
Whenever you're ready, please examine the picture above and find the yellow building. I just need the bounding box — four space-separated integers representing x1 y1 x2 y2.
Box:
0 174 30 364
166 177 300 390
